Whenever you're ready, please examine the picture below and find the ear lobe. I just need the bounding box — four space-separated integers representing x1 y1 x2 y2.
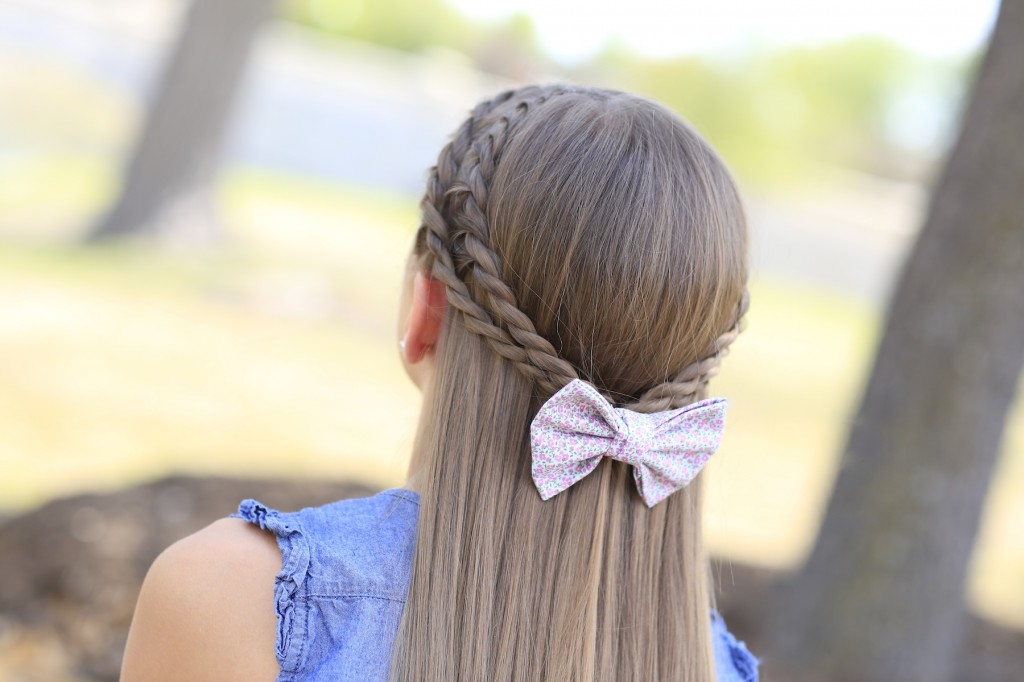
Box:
402 273 447 364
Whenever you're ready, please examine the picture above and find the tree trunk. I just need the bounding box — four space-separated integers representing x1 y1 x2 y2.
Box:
772 2 1024 680
88 0 276 244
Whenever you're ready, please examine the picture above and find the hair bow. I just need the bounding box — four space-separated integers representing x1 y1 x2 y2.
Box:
530 379 728 507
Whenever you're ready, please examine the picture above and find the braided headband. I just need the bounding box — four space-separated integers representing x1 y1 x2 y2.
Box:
417 86 747 505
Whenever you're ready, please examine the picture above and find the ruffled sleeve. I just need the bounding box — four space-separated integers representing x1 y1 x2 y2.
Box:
711 610 759 682
233 499 311 680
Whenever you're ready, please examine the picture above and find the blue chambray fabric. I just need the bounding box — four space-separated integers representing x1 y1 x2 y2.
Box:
234 490 759 682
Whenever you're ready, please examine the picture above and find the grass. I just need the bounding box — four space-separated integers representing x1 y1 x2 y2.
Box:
1 160 1022 630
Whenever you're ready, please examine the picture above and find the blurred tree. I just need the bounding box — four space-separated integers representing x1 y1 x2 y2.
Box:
772 2 1024 680
469 13 548 80
282 0 547 80
89 0 277 243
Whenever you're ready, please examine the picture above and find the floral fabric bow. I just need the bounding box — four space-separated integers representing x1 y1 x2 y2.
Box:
530 379 728 507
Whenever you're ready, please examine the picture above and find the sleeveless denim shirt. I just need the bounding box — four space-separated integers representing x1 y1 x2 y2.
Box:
234 490 759 682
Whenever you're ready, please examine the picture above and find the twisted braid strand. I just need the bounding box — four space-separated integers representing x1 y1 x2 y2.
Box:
421 87 580 393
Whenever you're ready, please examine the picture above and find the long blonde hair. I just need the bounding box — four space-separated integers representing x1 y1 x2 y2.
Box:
391 85 748 681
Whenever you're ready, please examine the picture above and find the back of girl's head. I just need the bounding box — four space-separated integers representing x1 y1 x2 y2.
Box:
395 85 747 681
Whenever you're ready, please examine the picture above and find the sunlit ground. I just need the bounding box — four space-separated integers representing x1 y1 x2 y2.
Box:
1 155 1022 631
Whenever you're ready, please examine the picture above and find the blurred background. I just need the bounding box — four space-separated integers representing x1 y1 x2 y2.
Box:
1 0 1021 679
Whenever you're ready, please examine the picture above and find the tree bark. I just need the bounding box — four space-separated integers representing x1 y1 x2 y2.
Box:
773 1 1024 680
88 0 276 243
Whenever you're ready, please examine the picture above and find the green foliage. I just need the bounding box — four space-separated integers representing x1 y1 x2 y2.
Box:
279 1 971 185
583 38 961 184
280 0 549 78
760 40 922 167
281 0 476 54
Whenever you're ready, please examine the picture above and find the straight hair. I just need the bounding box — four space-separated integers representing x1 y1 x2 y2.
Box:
390 85 748 681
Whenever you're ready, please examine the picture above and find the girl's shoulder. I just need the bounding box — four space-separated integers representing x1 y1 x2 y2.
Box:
121 516 281 682
121 490 419 682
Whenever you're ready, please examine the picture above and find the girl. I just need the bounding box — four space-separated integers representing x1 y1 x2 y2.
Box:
121 84 758 681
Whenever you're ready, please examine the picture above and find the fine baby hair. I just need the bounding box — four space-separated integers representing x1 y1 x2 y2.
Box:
393 84 749 681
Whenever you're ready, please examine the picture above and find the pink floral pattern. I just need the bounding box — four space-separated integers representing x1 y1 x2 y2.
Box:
530 379 728 507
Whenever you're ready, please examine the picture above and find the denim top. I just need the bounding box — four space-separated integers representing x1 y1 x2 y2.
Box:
234 490 758 682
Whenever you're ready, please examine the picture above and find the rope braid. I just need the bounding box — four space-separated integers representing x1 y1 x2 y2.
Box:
415 85 747 414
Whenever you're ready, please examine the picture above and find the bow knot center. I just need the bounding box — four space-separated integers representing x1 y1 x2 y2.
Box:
610 410 655 467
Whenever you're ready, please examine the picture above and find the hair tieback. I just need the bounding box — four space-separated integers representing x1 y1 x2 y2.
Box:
530 379 728 507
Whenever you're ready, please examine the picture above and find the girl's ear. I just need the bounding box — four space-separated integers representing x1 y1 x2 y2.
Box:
402 272 447 365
